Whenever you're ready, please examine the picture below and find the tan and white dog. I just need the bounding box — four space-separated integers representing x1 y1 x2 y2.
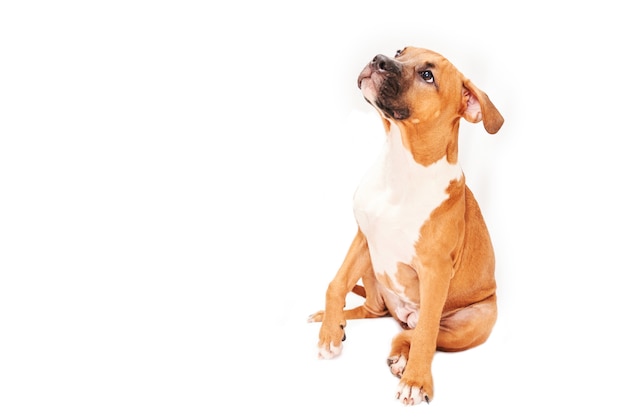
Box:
308 47 504 405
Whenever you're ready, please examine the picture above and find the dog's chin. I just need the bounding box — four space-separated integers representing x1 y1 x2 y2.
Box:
377 102 410 120
363 92 410 121
359 76 409 121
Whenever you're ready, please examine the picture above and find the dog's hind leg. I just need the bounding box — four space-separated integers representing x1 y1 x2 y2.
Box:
436 294 497 352
387 294 497 378
308 305 384 323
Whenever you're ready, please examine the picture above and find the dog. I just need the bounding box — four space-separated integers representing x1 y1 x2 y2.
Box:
308 46 504 405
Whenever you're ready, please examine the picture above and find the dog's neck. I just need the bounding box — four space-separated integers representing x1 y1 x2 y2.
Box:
382 118 461 166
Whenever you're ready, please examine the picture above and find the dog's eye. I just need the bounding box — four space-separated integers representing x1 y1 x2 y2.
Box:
419 70 435 83
395 49 402 58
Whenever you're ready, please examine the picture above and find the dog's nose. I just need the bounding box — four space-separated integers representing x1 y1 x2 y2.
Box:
372 54 401 75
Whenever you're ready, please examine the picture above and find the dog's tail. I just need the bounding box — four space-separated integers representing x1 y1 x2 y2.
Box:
351 284 366 298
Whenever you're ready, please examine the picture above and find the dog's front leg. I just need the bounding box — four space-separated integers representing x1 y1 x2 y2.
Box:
317 230 372 359
395 260 452 405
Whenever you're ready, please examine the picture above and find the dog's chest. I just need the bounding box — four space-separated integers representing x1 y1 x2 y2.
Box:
353 127 462 280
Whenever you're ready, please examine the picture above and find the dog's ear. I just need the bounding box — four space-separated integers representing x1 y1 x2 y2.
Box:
461 79 504 134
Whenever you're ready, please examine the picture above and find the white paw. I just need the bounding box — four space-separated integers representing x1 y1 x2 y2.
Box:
395 381 429 405
318 342 342 359
387 355 407 377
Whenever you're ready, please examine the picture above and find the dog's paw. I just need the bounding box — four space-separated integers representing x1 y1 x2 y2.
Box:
316 321 346 359
395 372 433 406
307 310 324 323
387 330 411 377
395 380 430 405
387 354 407 378
318 341 343 359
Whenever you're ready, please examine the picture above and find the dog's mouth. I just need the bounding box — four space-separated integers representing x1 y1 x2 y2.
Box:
357 65 374 92
358 56 410 120
357 66 372 89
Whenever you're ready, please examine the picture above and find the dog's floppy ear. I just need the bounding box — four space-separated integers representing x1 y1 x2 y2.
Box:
461 79 504 134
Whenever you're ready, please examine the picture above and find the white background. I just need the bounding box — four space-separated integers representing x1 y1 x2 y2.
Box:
1 1 625 415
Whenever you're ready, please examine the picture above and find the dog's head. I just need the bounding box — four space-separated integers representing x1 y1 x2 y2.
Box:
357 47 503 135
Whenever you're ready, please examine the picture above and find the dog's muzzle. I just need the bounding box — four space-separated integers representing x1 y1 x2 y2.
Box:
357 54 401 88
358 54 409 120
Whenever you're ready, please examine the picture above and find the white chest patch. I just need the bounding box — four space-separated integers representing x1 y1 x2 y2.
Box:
353 124 463 280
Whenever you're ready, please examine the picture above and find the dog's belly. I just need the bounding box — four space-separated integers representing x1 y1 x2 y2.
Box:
378 283 421 328
353 124 462 298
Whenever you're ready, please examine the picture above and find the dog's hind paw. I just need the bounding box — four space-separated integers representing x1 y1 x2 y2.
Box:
387 355 407 378
307 310 324 323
